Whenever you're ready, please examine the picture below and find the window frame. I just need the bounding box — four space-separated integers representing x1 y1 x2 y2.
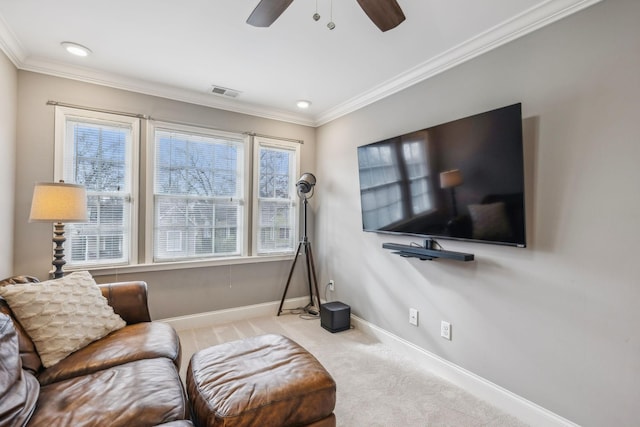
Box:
53 106 140 269
252 136 301 256
145 121 252 264
54 109 302 274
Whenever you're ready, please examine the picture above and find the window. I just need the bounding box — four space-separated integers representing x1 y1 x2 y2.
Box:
55 108 301 270
402 138 432 215
253 137 299 255
165 230 184 252
357 142 403 229
54 107 139 268
151 125 247 262
358 135 433 229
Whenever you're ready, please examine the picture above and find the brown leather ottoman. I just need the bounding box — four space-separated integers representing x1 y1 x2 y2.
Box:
187 334 336 427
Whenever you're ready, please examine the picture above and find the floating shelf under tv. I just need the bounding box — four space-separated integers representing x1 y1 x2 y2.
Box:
382 240 474 262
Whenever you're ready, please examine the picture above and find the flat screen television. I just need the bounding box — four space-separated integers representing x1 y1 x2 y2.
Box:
357 103 526 247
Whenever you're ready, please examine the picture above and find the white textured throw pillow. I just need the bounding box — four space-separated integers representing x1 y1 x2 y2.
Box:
0 271 126 367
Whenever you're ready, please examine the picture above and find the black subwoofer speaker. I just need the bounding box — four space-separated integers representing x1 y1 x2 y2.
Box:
320 301 350 333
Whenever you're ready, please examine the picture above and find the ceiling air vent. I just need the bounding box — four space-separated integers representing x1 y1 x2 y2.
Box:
210 85 241 98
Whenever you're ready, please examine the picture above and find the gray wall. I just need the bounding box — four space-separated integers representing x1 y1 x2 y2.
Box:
14 72 316 319
0 50 16 278
314 1 640 426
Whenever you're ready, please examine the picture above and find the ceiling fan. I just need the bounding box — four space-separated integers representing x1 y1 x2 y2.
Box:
247 0 406 32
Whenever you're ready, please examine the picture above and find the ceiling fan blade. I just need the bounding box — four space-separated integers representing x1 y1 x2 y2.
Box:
356 0 406 32
247 0 294 27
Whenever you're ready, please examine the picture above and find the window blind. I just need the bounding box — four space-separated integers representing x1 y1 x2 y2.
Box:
255 142 297 254
153 128 245 261
58 113 135 267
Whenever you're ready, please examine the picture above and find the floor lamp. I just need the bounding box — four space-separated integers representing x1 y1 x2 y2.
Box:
277 173 322 316
440 169 463 217
29 181 88 278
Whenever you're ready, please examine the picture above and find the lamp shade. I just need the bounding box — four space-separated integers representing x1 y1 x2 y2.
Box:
29 182 88 222
296 172 316 194
439 169 464 189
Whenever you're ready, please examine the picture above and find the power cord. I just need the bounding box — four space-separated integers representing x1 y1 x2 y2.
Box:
279 304 319 320
323 281 333 303
280 280 334 321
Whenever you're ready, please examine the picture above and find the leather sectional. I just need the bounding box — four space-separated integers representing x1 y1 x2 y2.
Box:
0 276 193 427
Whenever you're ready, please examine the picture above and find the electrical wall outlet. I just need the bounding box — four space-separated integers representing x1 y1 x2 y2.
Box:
328 280 335 291
441 321 451 340
409 308 419 326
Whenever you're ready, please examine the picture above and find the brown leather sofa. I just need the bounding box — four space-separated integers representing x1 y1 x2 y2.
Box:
0 275 193 427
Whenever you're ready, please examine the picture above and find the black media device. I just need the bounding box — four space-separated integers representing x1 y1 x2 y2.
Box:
357 103 526 248
321 301 351 333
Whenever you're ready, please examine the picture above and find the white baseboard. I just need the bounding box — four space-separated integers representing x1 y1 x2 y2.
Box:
350 315 580 427
160 302 578 427
159 296 309 331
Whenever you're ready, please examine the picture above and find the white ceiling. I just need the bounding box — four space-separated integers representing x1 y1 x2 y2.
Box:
0 0 599 126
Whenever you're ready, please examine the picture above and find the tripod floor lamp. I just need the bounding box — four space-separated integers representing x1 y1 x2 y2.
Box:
277 173 322 316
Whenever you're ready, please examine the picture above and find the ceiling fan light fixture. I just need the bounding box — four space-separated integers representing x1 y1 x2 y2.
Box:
246 0 404 32
61 41 92 57
296 100 312 109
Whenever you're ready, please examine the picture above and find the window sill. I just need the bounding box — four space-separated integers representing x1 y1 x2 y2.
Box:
73 254 295 277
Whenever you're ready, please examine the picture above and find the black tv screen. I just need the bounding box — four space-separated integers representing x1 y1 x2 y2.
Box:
357 103 526 247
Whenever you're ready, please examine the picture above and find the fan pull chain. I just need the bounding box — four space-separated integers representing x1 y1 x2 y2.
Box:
311 0 335 30
313 0 320 21
327 0 335 30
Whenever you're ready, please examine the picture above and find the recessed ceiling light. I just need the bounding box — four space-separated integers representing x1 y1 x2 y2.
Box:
296 100 312 109
61 42 92 57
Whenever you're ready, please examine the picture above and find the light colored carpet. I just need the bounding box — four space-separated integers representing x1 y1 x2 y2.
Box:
176 312 528 427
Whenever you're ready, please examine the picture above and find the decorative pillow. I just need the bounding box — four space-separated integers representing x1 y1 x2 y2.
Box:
468 202 512 240
0 271 126 367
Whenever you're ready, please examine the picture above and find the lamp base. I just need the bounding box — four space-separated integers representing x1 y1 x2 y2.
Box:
52 222 67 279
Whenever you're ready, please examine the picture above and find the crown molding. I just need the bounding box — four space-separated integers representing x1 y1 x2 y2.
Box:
0 0 601 128
20 56 317 127
0 13 25 65
314 0 603 126
0 17 315 128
